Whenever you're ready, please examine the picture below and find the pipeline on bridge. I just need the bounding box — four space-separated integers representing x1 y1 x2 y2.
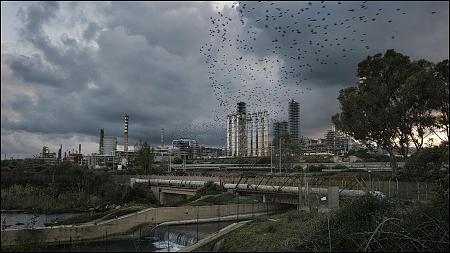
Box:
130 178 385 198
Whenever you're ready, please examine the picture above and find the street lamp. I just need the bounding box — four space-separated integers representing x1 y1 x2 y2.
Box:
368 170 372 191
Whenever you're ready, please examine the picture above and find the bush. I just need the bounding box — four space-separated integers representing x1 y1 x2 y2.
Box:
332 164 348 170
293 165 303 171
401 144 449 181
306 164 327 172
195 180 223 197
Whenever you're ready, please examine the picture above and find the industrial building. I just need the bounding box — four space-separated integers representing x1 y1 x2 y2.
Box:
91 113 136 169
99 129 105 154
226 102 269 157
172 139 200 159
288 99 300 142
325 124 352 154
273 121 289 141
103 136 117 155
301 125 352 155
199 146 224 159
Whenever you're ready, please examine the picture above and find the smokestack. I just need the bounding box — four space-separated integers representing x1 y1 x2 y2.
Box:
79 144 81 154
124 114 129 152
160 128 164 147
58 144 62 161
99 128 104 154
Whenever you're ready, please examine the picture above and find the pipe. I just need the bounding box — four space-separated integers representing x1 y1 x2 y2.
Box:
131 178 384 198
223 183 383 198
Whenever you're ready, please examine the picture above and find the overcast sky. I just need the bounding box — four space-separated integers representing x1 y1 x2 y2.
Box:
1 1 448 157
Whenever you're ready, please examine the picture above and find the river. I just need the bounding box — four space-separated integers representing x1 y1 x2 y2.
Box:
1 211 80 229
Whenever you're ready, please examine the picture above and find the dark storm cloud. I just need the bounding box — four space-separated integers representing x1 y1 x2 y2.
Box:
6 54 64 87
1 1 449 155
2 1 224 155
83 22 101 41
234 1 448 87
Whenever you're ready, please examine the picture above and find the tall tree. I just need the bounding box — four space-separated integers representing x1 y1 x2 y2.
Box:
332 50 448 174
433 60 449 143
136 141 154 174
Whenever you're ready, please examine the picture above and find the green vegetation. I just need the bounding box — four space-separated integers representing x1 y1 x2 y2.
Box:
135 141 155 174
218 192 449 252
305 164 328 172
195 180 223 196
302 155 334 163
1 161 158 213
400 144 449 181
347 149 392 162
332 50 448 172
331 164 348 170
218 147 449 252
187 180 224 203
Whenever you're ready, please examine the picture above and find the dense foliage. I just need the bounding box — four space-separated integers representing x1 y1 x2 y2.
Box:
218 193 449 252
332 50 448 172
400 144 449 181
1 161 158 213
135 141 155 174
347 149 391 162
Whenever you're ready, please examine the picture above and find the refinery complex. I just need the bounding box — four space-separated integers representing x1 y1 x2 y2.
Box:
29 98 353 170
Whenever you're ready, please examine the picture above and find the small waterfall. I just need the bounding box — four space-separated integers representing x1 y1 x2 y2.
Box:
153 226 196 247
167 231 196 246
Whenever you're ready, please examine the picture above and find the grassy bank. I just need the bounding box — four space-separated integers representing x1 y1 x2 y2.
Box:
217 191 449 252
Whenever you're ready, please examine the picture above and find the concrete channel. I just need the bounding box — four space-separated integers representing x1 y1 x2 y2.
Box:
1 203 282 247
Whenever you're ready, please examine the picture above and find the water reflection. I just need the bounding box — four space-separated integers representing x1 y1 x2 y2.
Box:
1 212 80 229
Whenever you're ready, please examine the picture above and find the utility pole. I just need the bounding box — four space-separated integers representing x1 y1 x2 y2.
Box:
279 137 282 174
168 149 172 173
270 143 273 174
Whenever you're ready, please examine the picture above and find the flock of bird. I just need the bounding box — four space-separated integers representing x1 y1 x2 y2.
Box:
175 1 439 144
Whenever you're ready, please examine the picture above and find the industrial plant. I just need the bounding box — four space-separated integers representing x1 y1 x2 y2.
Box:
226 102 270 157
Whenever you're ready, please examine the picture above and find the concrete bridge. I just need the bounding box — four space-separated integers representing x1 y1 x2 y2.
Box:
154 186 197 205
132 173 430 210
132 177 367 210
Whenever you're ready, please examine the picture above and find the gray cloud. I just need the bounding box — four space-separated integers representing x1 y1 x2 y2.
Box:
1 1 448 156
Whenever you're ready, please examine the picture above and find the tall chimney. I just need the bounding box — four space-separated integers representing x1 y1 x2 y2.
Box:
124 114 129 152
160 128 164 147
79 144 81 154
99 128 104 155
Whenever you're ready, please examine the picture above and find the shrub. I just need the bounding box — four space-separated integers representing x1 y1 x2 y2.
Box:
195 180 223 197
332 164 348 170
306 164 327 172
401 144 449 181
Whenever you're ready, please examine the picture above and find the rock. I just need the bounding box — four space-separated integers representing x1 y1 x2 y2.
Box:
115 205 121 209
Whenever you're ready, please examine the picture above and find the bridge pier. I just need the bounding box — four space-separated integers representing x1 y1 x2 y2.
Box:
150 186 197 205
327 187 339 209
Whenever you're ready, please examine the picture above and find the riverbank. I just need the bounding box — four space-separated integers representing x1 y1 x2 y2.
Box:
215 195 449 252
1 161 159 214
